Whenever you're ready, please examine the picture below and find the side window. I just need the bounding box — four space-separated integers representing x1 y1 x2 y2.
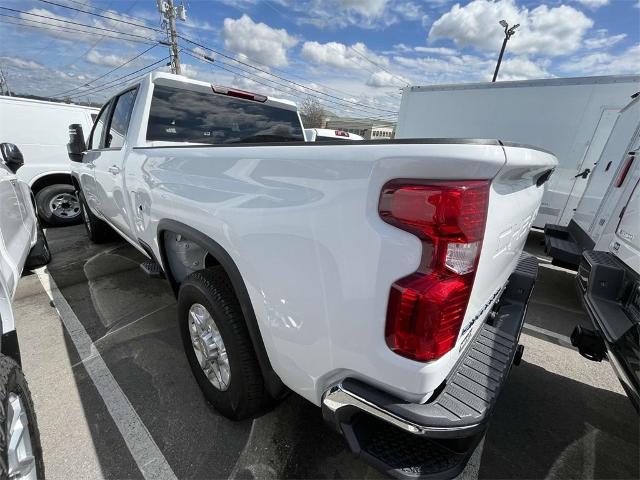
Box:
88 101 110 150
106 88 138 149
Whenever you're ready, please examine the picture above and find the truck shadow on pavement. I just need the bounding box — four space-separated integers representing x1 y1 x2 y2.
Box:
480 360 639 479
44 226 638 480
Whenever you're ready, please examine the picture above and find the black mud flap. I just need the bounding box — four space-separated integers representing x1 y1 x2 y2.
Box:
25 222 51 269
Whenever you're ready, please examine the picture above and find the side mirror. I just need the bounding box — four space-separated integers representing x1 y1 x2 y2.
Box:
0 143 24 173
67 124 87 162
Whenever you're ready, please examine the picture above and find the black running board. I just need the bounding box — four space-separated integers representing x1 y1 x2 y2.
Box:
140 260 165 279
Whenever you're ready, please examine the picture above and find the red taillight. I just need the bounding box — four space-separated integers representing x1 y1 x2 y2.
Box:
211 85 267 102
379 180 490 362
615 153 635 188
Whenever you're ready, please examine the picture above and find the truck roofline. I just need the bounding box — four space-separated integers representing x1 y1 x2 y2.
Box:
146 71 298 111
0 95 99 111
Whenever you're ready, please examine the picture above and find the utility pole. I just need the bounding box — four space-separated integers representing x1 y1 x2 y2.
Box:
492 20 519 82
0 66 11 96
157 0 186 75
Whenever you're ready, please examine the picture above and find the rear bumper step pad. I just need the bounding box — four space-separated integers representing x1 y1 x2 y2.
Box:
322 253 538 479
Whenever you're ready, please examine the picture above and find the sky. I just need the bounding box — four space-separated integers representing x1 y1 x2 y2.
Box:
0 0 638 120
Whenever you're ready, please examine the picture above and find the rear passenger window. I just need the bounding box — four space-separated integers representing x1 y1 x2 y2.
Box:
146 84 304 144
88 101 110 150
106 88 138 149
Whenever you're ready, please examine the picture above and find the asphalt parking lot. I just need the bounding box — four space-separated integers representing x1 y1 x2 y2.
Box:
13 225 640 480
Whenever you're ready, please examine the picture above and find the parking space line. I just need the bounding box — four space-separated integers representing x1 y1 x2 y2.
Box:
522 323 573 347
35 267 178 480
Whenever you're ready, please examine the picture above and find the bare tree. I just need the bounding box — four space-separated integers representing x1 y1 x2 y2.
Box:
299 97 326 128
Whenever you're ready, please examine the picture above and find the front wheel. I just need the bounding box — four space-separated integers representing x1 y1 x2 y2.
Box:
178 268 271 420
0 354 45 480
35 184 81 226
78 190 113 243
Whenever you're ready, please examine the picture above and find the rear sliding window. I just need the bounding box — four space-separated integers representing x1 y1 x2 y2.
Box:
146 84 304 144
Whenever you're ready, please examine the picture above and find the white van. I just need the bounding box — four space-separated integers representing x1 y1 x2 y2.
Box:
395 75 640 229
545 93 639 266
0 96 98 226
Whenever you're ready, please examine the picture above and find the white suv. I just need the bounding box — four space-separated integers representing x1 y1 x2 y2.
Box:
0 142 49 479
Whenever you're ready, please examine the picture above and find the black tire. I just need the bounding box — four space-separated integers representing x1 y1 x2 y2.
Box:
78 190 113 243
25 220 51 269
35 184 81 226
178 268 270 420
0 354 45 480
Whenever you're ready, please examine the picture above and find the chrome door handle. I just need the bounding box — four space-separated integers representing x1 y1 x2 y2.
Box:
108 165 121 175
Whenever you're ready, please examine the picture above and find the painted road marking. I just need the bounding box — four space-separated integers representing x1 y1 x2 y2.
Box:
35 267 178 480
523 323 573 347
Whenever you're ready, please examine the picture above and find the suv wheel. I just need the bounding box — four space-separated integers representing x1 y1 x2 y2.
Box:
35 184 81 226
178 268 270 419
0 354 45 480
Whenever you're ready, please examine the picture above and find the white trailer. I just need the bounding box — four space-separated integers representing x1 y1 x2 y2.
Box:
546 94 640 266
0 95 98 226
395 75 640 229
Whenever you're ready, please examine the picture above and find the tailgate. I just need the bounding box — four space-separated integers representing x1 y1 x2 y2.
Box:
461 145 557 344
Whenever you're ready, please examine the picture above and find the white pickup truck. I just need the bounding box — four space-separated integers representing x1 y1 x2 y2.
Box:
67 72 557 478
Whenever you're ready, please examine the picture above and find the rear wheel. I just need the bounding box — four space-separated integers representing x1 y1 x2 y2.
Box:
0 354 45 480
35 184 81 226
78 190 113 243
178 268 270 419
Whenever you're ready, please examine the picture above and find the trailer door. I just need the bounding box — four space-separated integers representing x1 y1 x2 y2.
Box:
574 101 640 234
558 107 621 225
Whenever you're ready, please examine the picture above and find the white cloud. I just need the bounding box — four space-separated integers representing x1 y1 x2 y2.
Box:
584 29 627 50
414 46 458 56
18 7 160 44
494 56 552 80
222 15 297 67
576 0 609 9
390 1 425 21
301 41 389 70
340 0 389 17
394 54 491 83
85 50 129 68
0 57 45 70
287 0 425 29
429 0 593 57
366 71 409 88
560 44 640 75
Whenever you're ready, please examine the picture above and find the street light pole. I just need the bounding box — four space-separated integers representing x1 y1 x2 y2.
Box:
492 20 519 82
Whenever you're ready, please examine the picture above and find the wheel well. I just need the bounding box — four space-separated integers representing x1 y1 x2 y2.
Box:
31 173 74 195
162 231 212 285
157 220 285 399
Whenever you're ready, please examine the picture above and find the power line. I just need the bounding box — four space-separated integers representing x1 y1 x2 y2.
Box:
52 44 159 97
0 6 160 42
35 0 163 33
55 0 141 71
348 45 409 87
62 57 169 99
0 16 157 45
179 35 398 116
181 49 397 119
182 50 397 121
